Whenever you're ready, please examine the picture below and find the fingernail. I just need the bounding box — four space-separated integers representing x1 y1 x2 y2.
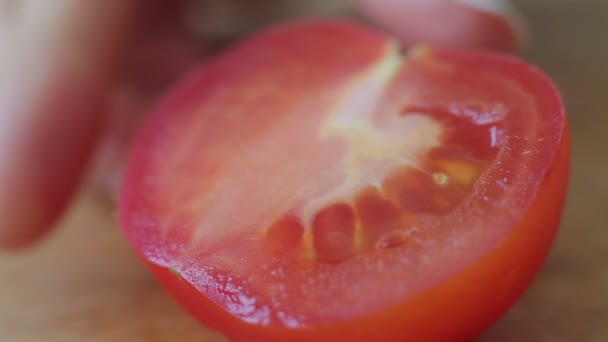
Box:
453 0 529 50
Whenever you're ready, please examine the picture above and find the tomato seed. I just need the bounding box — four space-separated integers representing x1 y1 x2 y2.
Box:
354 187 405 248
312 203 356 263
432 172 449 186
376 229 409 249
266 214 305 252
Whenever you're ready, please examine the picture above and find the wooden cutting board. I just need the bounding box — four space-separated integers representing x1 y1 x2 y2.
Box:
1 1 607 341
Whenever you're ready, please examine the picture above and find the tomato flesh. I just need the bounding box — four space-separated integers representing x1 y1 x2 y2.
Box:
120 20 569 342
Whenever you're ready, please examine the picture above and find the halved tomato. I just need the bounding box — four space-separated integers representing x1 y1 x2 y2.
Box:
119 20 569 342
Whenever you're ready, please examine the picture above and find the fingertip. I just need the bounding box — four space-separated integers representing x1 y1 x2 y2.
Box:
0 72 106 250
0 203 54 251
356 0 527 53
0 0 140 250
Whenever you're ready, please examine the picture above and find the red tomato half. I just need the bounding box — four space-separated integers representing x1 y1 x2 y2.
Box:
119 20 569 342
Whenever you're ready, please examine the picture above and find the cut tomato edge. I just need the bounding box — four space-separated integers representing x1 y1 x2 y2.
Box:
145 122 569 342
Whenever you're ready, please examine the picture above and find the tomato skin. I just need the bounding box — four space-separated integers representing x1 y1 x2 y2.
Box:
148 125 569 342
120 19 570 342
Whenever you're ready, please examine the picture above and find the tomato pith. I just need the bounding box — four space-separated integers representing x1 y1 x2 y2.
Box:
119 20 569 342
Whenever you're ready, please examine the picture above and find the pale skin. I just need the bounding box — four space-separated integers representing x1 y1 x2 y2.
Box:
0 0 522 249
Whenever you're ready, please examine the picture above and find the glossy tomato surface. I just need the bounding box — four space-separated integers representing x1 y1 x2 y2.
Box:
119 20 569 342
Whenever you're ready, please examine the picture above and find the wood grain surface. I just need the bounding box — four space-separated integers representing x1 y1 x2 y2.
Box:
1 1 607 341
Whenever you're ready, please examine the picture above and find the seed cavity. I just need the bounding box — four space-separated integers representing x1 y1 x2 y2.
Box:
263 108 499 263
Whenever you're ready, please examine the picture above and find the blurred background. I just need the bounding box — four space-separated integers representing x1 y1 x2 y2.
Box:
0 0 606 341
